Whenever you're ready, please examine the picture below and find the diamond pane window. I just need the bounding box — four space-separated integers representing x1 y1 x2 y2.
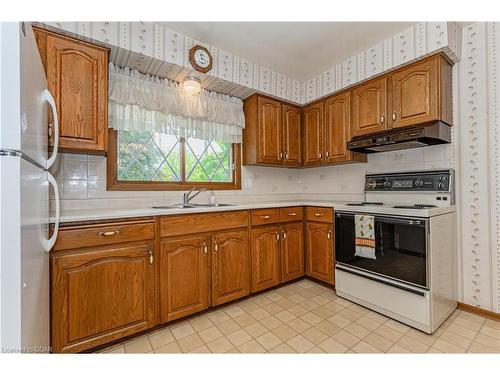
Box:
185 138 232 183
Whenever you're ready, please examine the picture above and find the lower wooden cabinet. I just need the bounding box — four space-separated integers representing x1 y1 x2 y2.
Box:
251 225 281 292
281 222 304 282
305 221 334 285
159 235 210 323
51 241 156 353
211 229 250 306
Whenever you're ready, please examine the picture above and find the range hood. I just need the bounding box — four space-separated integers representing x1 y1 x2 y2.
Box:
347 122 451 154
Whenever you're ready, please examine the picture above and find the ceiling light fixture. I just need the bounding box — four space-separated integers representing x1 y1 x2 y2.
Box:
183 76 202 95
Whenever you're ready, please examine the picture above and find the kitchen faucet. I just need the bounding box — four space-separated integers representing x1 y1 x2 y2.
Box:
183 187 206 205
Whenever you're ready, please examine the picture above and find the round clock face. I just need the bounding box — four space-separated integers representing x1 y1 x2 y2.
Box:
194 49 210 68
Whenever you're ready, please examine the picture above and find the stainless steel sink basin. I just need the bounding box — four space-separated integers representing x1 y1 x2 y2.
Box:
192 203 235 207
152 203 235 209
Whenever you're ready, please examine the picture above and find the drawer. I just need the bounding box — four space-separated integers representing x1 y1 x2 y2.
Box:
306 206 333 223
279 206 304 222
53 219 156 251
160 210 248 237
251 208 280 226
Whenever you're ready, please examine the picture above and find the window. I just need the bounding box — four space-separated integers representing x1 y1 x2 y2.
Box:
107 130 241 190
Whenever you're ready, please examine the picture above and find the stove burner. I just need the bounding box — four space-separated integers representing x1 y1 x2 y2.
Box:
346 201 384 206
392 204 437 209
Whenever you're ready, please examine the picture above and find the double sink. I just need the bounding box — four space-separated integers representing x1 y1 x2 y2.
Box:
152 203 235 209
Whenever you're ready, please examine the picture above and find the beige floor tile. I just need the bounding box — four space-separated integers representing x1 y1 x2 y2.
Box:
260 315 283 330
365 311 389 324
302 327 328 345
474 333 500 350
275 309 296 323
334 297 353 308
178 334 204 352
310 295 330 306
207 310 231 325
356 316 382 331
352 341 382 353
124 336 152 353
337 308 364 322
323 301 347 313
154 341 182 353
287 334 315 353
263 302 284 315
287 318 312 333
332 330 361 348
100 344 125 354
288 294 307 304
300 312 323 326
439 330 473 349
216 319 241 335
234 313 258 328
426 347 443 353
479 325 500 339
276 288 295 298
386 344 412 353
299 290 316 300
363 332 394 352
237 339 266 353
468 341 499 353
256 331 283 350
188 345 211 353
276 298 295 309
226 329 253 347
312 306 335 320
405 328 438 346
253 295 273 306
269 343 297 353
148 328 175 349
189 315 214 332
272 324 299 341
328 314 352 329
348 304 371 315
315 320 341 336
288 304 308 317
458 310 486 324
446 322 478 340
431 338 466 353
198 326 224 343
343 322 371 339
224 305 246 318
452 316 483 331
248 308 271 320
383 319 411 334
301 300 320 311
238 300 260 312
374 325 404 343
396 335 430 353
483 318 500 330
244 322 269 338
207 337 234 353
318 337 349 353
306 346 327 353
265 291 285 302
171 323 196 340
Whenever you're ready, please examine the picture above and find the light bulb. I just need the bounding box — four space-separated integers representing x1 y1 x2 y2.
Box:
183 76 202 95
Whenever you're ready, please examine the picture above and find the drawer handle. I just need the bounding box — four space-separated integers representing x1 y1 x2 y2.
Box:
288 212 297 216
149 250 153 265
314 213 324 217
98 230 120 236
260 215 271 219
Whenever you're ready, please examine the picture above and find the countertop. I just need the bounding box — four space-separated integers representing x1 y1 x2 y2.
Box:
53 199 456 224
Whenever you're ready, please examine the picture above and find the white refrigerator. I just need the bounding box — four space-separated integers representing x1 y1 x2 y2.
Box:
0 22 60 353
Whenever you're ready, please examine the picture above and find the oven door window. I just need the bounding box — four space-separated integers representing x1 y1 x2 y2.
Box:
335 214 427 287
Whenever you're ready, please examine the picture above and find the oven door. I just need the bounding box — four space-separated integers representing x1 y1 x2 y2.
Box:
335 212 429 288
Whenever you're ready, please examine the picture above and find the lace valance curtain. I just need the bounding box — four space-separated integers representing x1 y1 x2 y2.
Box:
108 63 245 143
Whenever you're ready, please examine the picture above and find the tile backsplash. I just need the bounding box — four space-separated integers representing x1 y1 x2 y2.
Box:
50 144 451 211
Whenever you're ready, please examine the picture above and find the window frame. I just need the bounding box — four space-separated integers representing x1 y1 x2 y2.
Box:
106 129 242 191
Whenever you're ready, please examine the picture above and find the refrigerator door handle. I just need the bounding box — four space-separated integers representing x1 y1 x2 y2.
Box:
44 89 59 170
46 172 60 251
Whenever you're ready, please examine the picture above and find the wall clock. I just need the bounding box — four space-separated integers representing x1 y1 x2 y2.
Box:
188 45 213 73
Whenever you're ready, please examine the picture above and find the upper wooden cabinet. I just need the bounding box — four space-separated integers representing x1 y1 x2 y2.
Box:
303 101 324 166
390 55 452 129
33 27 109 154
282 104 302 167
351 76 388 137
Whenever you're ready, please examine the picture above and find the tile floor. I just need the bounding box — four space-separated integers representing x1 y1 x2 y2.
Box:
98 280 500 354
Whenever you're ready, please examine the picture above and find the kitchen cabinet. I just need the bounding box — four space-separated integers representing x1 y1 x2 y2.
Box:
282 104 302 167
305 207 334 285
51 229 156 353
211 229 250 306
351 76 388 137
251 225 281 292
303 101 324 166
390 55 452 129
281 222 304 282
159 235 210 322
33 27 108 154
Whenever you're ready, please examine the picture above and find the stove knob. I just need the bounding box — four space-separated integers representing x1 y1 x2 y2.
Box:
415 179 423 187
367 179 377 189
383 181 391 188
437 183 445 190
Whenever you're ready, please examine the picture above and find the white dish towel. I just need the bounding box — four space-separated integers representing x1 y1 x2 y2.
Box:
355 214 376 259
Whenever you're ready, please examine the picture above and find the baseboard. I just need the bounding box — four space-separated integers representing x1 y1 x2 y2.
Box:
457 302 500 321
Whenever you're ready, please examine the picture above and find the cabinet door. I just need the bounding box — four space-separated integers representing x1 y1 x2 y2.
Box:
45 31 108 153
351 77 387 137
211 229 250 306
324 92 351 164
281 222 304 282
160 235 209 323
257 96 282 164
306 222 334 285
391 57 438 128
51 242 155 353
282 104 302 167
251 225 281 292
303 101 324 166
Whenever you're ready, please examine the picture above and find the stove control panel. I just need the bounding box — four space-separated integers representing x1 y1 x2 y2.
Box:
365 170 453 192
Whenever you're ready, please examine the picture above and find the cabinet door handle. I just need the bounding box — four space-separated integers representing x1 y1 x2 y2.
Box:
98 230 120 236
288 212 297 216
318 152 322 158
203 243 208 255
392 111 396 121
261 215 270 219
327 230 332 240
282 231 287 239
279 151 283 160
149 250 153 265
284 152 288 160
381 114 385 124
275 232 279 241
214 242 218 253
326 151 330 158
314 213 324 217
